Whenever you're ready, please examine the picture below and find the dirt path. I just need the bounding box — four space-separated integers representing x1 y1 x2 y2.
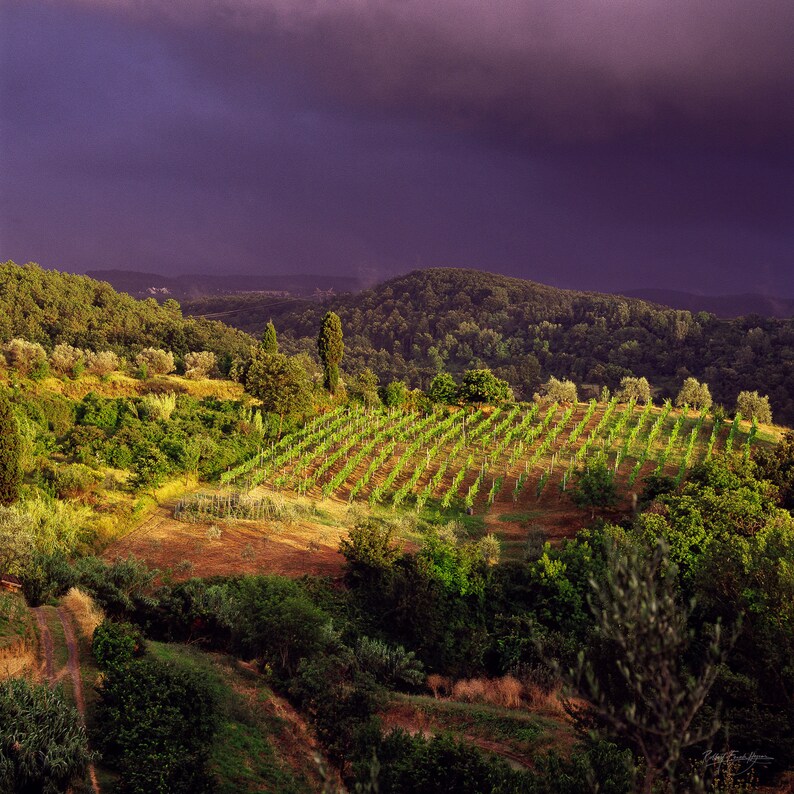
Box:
57 607 100 794
33 607 55 682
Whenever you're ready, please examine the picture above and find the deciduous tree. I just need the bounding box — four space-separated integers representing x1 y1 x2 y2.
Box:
245 352 311 435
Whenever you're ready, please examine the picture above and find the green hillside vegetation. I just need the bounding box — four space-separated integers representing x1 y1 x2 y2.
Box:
1 261 253 374
185 267 794 425
0 265 793 792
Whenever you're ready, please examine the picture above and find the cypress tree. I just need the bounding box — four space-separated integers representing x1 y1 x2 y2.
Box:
0 393 21 506
317 311 344 394
261 320 279 354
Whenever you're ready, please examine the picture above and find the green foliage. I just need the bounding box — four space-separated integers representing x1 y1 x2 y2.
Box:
0 394 22 506
290 641 382 773
74 556 157 619
135 347 175 376
615 376 651 404
317 311 344 394
571 460 618 518
676 377 712 411
245 351 312 429
95 656 219 794
354 636 425 689
261 320 279 354
184 350 216 379
427 372 458 404
370 729 532 794
92 619 146 670
736 390 772 424
41 462 101 499
340 518 402 579
418 528 486 597
48 343 84 377
2 338 48 378
380 380 409 407
348 368 381 406
459 368 512 404
570 538 729 793
539 376 577 404
0 677 91 793
216 576 330 678
753 430 794 509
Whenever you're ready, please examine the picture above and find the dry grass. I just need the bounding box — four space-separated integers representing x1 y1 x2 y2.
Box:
441 674 566 716
27 372 246 401
60 588 104 641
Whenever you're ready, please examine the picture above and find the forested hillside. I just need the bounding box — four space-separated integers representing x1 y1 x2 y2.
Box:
0 262 253 371
184 268 794 424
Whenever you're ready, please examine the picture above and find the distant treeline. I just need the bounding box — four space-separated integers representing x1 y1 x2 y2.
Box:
185 267 794 424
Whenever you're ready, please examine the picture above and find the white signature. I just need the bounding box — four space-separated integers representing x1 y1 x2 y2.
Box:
702 750 774 775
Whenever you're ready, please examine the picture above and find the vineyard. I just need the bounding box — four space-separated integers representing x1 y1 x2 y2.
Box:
173 400 767 520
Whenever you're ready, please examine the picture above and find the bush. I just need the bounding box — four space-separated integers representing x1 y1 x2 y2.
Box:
0 677 91 793
84 349 120 376
427 372 458 404
49 343 84 377
354 636 425 689
41 462 102 499
74 556 157 619
539 376 578 403
2 338 48 378
92 619 146 669
370 729 531 793
141 392 177 421
184 351 216 380
135 348 175 376
380 380 409 407
95 657 218 794
22 551 78 606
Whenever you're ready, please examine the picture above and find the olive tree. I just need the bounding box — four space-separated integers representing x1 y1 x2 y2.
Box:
736 390 772 424
675 377 712 411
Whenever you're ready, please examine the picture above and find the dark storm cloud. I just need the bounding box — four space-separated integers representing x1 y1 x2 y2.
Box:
66 0 794 148
1 0 792 295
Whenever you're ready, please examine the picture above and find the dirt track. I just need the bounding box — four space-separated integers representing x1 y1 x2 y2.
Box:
57 607 100 794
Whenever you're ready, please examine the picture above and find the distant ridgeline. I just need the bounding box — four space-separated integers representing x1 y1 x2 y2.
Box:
2 262 791 425
0 261 252 372
184 268 794 426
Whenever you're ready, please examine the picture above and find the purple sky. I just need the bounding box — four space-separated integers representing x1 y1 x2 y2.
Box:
1 0 793 295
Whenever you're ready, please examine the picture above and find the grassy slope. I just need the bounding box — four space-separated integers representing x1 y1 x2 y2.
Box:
148 643 323 793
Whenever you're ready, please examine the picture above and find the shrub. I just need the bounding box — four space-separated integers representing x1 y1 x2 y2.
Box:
95 657 218 794
184 350 216 380
84 350 119 376
141 392 177 421
2 338 48 378
354 636 425 688
92 619 146 669
49 343 84 377
539 376 578 403
135 348 175 376
427 372 459 404
380 380 410 407
42 462 102 499
74 556 157 619
0 677 92 793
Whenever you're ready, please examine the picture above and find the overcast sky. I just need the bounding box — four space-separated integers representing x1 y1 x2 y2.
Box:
1 0 793 295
